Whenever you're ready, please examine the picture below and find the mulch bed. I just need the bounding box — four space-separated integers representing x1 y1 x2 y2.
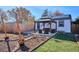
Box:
0 34 54 52
16 35 51 52
0 41 18 52
0 34 18 52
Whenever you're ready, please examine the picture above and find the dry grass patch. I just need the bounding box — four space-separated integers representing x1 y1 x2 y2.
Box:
0 34 18 40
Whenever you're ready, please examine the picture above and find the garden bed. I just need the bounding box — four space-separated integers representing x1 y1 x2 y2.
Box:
0 33 53 52
16 34 52 52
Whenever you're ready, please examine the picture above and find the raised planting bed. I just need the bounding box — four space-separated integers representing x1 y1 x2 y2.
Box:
0 33 56 52
16 34 52 52
17 34 56 52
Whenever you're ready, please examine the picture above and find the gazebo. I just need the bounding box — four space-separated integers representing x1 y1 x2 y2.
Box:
34 9 57 34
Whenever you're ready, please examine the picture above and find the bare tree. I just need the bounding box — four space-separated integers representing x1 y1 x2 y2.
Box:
0 9 11 52
8 7 33 33
0 9 8 37
8 7 32 51
8 7 31 46
8 7 21 40
8 7 31 23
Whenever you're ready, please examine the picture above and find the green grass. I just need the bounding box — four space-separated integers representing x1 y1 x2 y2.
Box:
35 33 79 52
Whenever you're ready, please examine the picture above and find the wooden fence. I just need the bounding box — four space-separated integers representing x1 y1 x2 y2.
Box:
72 24 79 34
0 22 34 33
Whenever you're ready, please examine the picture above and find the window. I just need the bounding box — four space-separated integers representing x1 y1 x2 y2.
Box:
59 20 64 27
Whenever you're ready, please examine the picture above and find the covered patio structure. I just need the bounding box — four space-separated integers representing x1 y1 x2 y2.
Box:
34 19 57 34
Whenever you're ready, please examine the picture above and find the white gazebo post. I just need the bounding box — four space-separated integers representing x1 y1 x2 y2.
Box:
42 23 44 34
49 22 51 35
36 22 39 34
42 29 44 34
40 23 43 34
35 22 38 33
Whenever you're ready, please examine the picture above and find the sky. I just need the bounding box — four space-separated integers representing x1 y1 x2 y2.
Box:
0 6 79 21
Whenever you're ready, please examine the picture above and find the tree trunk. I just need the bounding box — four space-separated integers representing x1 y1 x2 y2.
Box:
1 17 7 37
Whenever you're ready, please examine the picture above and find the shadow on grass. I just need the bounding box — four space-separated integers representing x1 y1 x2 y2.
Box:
52 33 76 42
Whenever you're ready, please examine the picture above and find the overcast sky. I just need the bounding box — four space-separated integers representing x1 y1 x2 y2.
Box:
0 6 79 21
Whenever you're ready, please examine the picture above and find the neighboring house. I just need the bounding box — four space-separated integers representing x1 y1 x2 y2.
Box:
34 10 72 34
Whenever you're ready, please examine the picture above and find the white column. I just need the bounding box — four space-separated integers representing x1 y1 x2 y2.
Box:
40 23 43 30
42 30 44 34
35 22 39 33
51 23 56 29
35 23 37 30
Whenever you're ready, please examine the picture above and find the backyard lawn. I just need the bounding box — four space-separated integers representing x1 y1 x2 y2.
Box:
35 33 79 52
